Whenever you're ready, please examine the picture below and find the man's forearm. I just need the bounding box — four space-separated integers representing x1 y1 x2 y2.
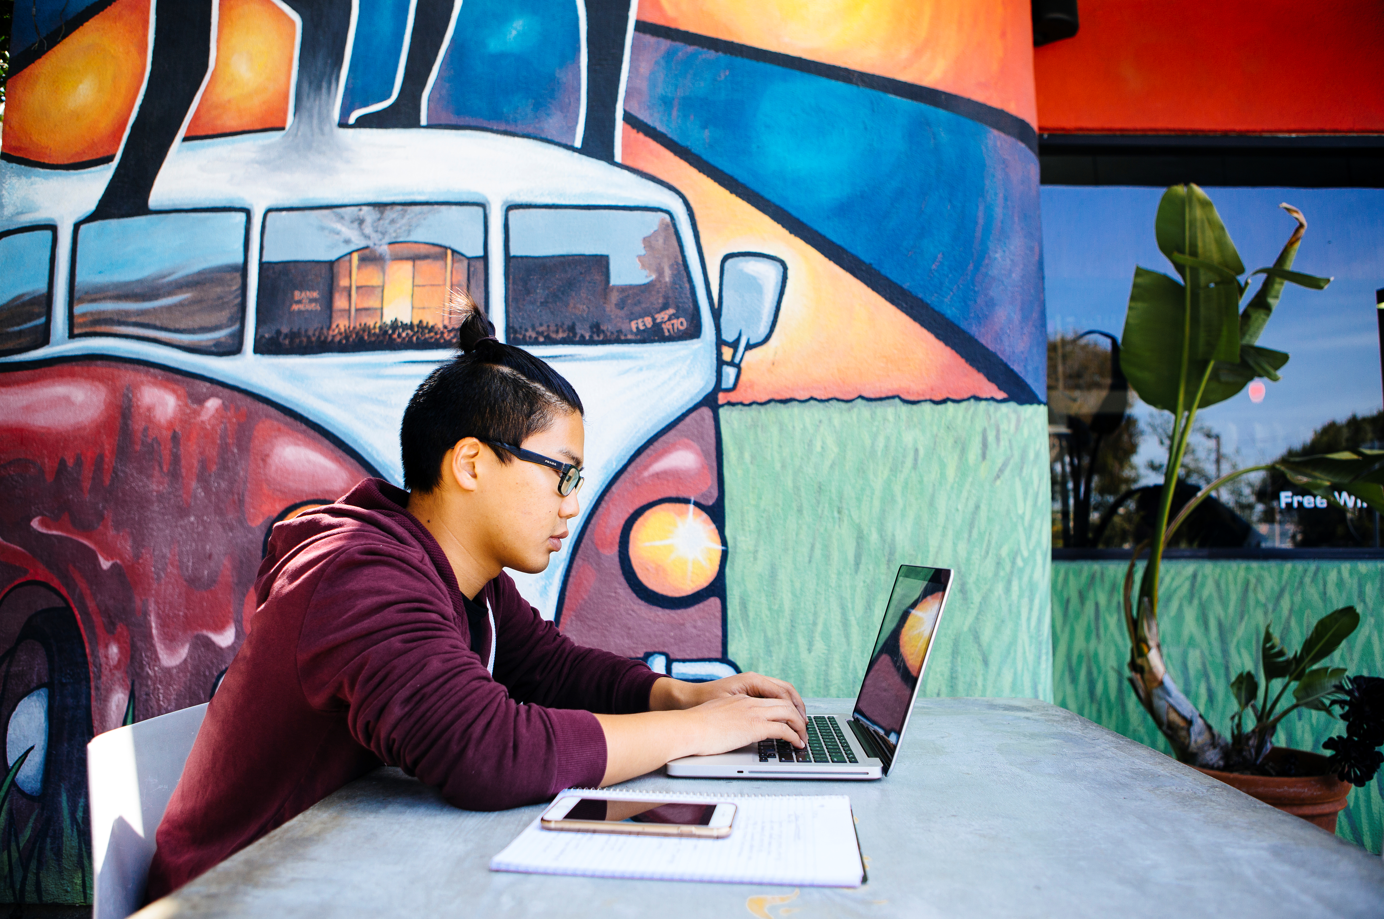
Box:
647 676 704 711
592 710 703 786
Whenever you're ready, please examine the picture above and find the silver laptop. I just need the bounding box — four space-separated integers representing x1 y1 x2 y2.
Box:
667 564 953 780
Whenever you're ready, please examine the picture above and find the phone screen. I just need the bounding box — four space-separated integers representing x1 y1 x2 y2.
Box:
563 798 717 826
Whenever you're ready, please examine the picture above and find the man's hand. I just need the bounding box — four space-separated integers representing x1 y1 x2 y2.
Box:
592 672 809 787
650 672 806 722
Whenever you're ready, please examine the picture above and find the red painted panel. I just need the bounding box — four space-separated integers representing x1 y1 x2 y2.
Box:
558 405 724 661
1034 0 1384 134
0 360 368 734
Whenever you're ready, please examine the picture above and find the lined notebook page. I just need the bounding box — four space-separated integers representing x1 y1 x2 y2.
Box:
490 789 863 887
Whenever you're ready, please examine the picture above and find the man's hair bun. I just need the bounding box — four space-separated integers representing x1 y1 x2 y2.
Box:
401 285 585 493
449 287 496 353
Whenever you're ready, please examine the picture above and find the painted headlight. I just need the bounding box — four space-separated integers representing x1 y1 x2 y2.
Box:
626 501 724 598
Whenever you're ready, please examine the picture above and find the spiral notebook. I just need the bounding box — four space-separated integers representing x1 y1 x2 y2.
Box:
490 788 865 887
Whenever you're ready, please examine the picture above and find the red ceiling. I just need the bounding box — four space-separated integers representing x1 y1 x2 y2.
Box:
1033 0 1384 134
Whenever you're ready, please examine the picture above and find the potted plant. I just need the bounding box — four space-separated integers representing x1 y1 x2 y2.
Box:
1113 184 1384 828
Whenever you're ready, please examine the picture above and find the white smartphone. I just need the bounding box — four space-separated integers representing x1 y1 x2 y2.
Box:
539 796 737 838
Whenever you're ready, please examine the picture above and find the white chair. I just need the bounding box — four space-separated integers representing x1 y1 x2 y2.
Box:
89 703 208 919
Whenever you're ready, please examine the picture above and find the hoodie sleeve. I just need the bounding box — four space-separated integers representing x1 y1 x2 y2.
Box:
295 543 607 810
485 573 663 714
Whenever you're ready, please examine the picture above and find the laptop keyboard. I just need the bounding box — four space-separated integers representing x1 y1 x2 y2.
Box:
757 715 859 764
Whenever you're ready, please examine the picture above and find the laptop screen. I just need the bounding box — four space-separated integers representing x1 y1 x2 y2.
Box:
852 566 950 757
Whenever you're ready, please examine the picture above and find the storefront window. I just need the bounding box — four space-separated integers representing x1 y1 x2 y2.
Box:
1044 186 1384 550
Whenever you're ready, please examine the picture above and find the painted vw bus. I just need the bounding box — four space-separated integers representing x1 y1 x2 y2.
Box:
0 127 784 782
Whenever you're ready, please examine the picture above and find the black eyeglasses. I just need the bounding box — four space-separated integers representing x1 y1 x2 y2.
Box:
489 442 584 496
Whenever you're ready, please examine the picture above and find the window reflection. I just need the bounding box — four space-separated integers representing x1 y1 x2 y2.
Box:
1043 185 1384 550
0 228 54 356
256 205 486 354
72 211 247 356
506 207 699 345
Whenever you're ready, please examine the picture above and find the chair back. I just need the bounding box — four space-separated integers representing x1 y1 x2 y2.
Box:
89 703 208 919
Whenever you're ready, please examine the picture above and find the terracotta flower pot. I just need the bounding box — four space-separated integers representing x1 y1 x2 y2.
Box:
1195 748 1352 833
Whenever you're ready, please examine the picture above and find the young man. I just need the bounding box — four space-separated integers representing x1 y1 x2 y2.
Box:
145 306 806 899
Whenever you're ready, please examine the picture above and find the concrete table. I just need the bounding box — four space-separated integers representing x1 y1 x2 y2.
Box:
135 698 1384 918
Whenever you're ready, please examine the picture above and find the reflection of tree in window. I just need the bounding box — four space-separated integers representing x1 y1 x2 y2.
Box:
1257 410 1384 548
256 242 484 354
507 210 699 345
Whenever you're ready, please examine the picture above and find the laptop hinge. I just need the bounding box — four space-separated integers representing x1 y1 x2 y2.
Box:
848 717 893 772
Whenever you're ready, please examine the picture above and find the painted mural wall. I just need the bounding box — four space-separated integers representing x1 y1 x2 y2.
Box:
0 0 1049 903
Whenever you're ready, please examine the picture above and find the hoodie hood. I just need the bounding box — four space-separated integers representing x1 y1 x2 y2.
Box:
261 477 462 598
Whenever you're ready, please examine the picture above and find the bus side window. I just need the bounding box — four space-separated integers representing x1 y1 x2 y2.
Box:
0 228 56 356
506 207 700 345
256 204 487 354
72 211 248 356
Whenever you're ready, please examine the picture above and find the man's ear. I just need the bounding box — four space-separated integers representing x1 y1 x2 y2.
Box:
446 438 484 493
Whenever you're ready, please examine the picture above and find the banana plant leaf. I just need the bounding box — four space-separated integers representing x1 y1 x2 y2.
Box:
1120 268 1241 411
1155 184 1245 281
1276 449 1384 512
1231 671 1258 710
1250 267 1331 290
1262 626 1293 681
1239 205 1317 346
1196 344 1291 408
1123 189 1331 414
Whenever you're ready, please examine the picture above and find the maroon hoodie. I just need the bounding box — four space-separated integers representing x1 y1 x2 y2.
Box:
145 478 660 899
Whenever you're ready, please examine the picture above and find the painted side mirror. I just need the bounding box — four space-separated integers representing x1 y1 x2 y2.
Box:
717 253 785 390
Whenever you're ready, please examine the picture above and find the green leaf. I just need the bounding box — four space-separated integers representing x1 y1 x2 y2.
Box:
1334 482 1384 513
123 688 136 727
0 747 31 813
1231 671 1258 711
1239 204 1307 346
1197 345 1291 408
1170 252 1242 284
1199 283 1244 365
1249 267 1332 290
1262 625 1293 680
1238 344 1289 382
1288 477 1384 515
1120 269 1187 411
1119 269 1241 412
1292 667 1347 712
1295 606 1360 671
1274 450 1384 513
1277 448 1384 486
1155 184 1246 281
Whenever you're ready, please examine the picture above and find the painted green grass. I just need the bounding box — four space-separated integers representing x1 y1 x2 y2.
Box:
1053 558 1384 854
721 399 1052 701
